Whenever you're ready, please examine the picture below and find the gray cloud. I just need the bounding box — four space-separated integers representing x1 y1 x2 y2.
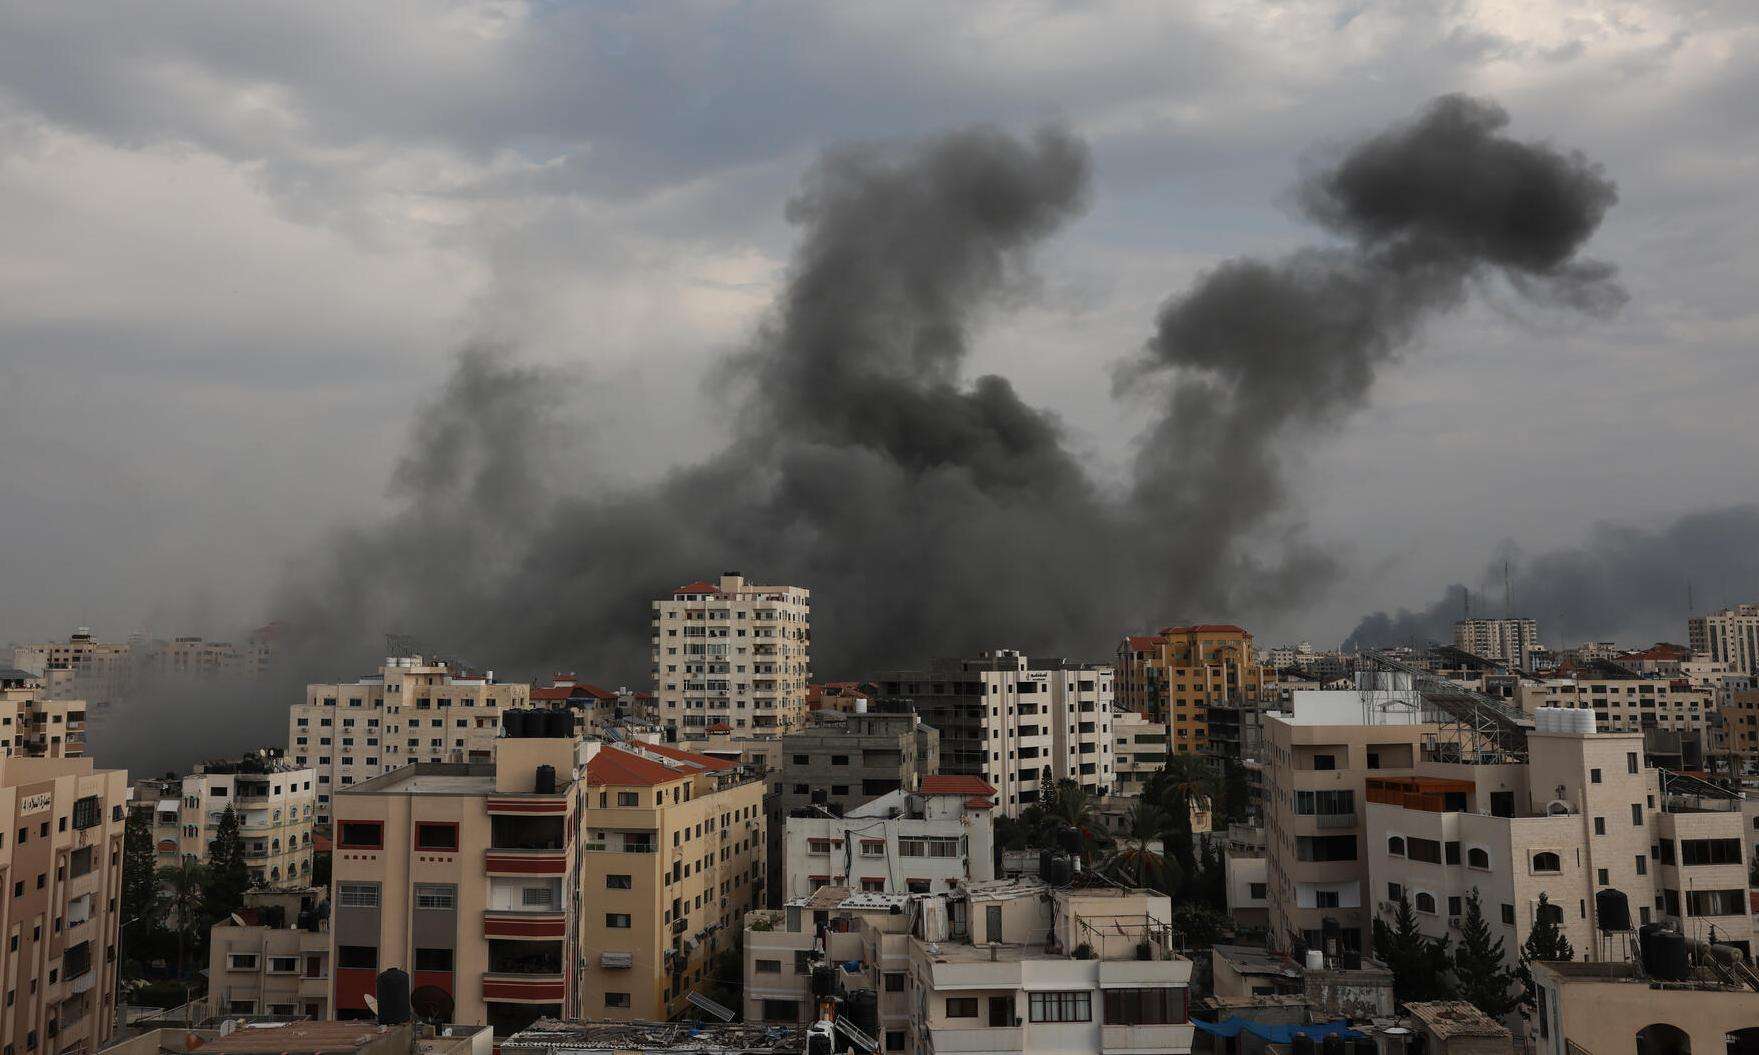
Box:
273 98 1624 687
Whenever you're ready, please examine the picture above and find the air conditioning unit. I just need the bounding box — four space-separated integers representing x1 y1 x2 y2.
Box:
1448 916 1462 930
1377 901 1395 914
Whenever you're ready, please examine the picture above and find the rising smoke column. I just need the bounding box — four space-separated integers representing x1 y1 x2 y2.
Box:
1346 505 1759 651
270 96 1624 695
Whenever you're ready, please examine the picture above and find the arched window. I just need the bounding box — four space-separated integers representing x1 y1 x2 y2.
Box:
1388 836 1406 856
1467 847 1490 869
1636 1023 1690 1055
1532 851 1561 873
1415 892 1437 914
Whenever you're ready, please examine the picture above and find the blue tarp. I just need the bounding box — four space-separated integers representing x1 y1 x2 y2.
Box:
1193 1017 1365 1043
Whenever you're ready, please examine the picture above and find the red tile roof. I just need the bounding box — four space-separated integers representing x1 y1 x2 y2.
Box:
707 722 732 733
920 775 996 799
641 741 735 771
531 686 573 701
585 746 696 787
533 681 618 702
674 581 722 595
1125 635 1160 651
313 832 333 853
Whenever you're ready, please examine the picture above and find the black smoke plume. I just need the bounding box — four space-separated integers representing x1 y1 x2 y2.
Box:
1345 506 1759 651
270 97 1623 693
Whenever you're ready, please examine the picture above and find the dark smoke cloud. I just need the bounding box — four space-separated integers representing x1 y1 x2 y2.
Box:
270 97 1623 692
1345 506 1759 652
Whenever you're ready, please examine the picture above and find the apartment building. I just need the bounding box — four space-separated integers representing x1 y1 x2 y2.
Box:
290 656 528 821
1262 679 1436 957
0 669 85 759
145 753 316 886
11 630 134 709
1112 711 1170 791
1515 666 1713 737
1453 618 1540 670
651 573 811 735
1533 960 1759 1055
0 755 129 1055
1689 603 1759 676
875 651 1113 817
330 715 770 1034
908 878 1194 1055
742 889 913 1041
1726 688 1759 766
763 708 940 901
207 888 331 1018
780 778 995 901
1222 823 1269 929
529 676 617 735
1116 625 1266 757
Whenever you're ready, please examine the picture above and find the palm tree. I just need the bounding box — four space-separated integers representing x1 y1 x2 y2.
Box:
158 859 208 993
1046 780 1107 864
1158 753 1219 815
1104 801 1176 892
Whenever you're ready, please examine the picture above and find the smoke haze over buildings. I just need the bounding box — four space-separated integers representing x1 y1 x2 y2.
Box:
272 96 1626 685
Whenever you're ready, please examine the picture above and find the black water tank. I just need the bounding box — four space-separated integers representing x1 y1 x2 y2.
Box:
807 1030 832 1055
547 710 571 738
1324 1033 1347 1055
846 989 879 1037
535 764 556 795
1638 923 1667 974
375 967 412 1025
811 963 836 998
1596 888 1631 932
1652 931 1690 980
503 710 527 738
1340 948 1362 971
1039 849 1055 880
1049 854 1074 886
1293 1033 1317 1055
1058 826 1084 855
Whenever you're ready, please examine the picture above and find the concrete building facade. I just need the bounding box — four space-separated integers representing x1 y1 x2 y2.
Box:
0 670 85 759
1116 625 1267 757
206 888 332 1018
290 656 528 821
652 573 811 736
875 652 1113 817
0 755 129 1055
147 754 316 886
780 778 995 901
1112 711 1169 792
1689 603 1759 676
1453 618 1540 670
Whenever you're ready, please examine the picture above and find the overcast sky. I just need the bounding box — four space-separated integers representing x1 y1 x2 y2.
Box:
2 1 1756 654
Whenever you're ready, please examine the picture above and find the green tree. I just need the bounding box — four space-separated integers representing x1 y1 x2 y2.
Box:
1218 757 1252 825
1452 888 1520 1016
1170 903 1229 949
157 859 209 988
1371 893 1451 1002
1516 892 1574 1003
1046 779 1107 864
1104 801 1173 892
205 804 252 920
121 809 162 973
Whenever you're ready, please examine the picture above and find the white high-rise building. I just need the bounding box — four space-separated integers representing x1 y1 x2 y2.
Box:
1688 603 1759 676
1453 618 1539 669
651 572 812 735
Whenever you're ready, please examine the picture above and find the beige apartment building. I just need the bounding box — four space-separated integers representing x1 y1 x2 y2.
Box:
0 755 129 1055
1263 680 1436 957
330 721 766 1034
1515 671 1712 737
652 573 812 735
1533 960 1759 1055
1689 603 1759 676
0 669 85 759
743 889 914 1042
290 656 528 821
1112 711 1170 791
143 753 316 886
10 630 134 709
1453 618 1540 669
207 888 331 1018
875 651 1114 817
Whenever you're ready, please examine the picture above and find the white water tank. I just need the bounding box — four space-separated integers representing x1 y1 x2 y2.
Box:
855 698 868 714
1575 709 1596 734
1305 949 1326 970
1535 708 1555 733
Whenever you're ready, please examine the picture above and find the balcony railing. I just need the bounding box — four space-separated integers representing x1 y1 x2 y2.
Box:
1315 811 1357 829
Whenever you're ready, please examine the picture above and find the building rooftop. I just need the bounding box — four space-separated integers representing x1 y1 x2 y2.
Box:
583 743 732 787
1212 944 1301 979
341 764 497 796
192 1021 411 1055
785 886 913 912
502 1018 802 1054
1404 1001 1510 1041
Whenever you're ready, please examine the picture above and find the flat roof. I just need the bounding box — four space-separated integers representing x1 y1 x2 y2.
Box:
342 764 495 796
194 1021 408 1055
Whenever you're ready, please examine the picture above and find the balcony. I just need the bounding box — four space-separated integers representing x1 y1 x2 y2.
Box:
484 911 567 940
480 974 565 1003
1315 811 1357 829
485 849 566 876
1102 1023 1196 1052
930 1027 1021 1053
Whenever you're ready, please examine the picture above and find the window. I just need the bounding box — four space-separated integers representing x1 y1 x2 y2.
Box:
1685 889 1745 916
1407 838 1442 864
336 821 383 849
227 953 259 970
1295 835 1356 862
617 792 639 807
70 797 101 831
1635 854 1647 876
1028 991 1092 1023
268 956 298 974
860 840 886 857
338 883 380 909
1627 751 1638 774
1590 768 1602 784
1448 896 1462 916
605 993 631 1009
761 1000 799 1022
807 838 833 855
1631 803 1644 826
1467 847 1490 869
1415 892 1437 914
1502 904 1515 925
1387 836 1406 856
898 837 960 858
605 913 632 928
1311 754 1337 771
414 884 455 910
522 887 554 908
946 997 979 1019
1387 882 1404 901
1680 839 1741 866
885 972 905 992
1315 890 1340 908
414 823 458 851
1248 882 1267 900
1294 790 1354 815
337 946 378 970
1104 988 1184 1025
413 948 453 972
1594 816 1606 835
1532 852 1560 873
755 960 781 974
606 874 633 890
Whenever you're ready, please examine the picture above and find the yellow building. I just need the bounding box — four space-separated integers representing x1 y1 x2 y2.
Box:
1116 625 1266 755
